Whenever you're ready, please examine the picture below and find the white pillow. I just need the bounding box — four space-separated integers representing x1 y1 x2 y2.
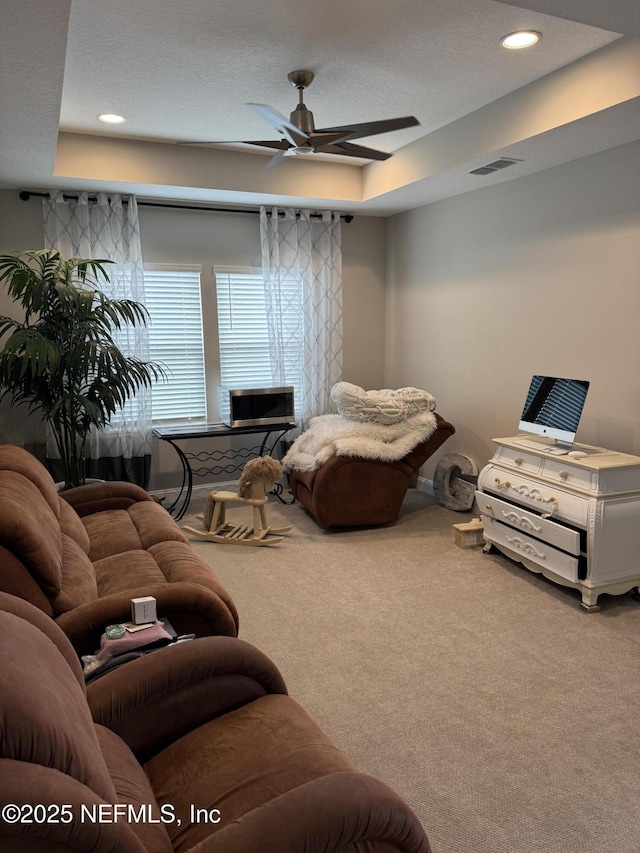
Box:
330 382 435 425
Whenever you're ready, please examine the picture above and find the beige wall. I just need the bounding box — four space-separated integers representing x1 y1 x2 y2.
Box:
386 141 640 482
0 192 44 443
0 191 387 487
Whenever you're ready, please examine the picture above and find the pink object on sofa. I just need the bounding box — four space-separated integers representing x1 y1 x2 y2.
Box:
96 620 173 660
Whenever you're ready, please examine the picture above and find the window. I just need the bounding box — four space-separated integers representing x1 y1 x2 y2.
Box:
215 267 272 388
144 265 207 423
143 264 304 424
215 266 303 402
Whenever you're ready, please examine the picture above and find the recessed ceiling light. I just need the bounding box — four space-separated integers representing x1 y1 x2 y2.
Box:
97 113 126 124
500 31 541 49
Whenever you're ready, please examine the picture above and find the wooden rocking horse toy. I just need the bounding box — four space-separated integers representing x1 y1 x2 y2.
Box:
183 456 292 546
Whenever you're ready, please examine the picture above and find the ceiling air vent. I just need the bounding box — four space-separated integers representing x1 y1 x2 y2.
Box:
470 157 523 176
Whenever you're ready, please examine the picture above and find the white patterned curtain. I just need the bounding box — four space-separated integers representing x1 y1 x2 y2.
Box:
260 207 343 428
42 191 152 486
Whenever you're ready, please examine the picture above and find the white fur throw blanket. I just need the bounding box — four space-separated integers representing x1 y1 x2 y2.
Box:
282 410 438 473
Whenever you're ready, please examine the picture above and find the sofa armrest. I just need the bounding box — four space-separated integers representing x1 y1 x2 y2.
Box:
0 592 85 687
87 636 288 761
0 760 147 852
188 771 431 853
55 582 238 655
60 481 154 516
402 413 455 472
307 413 455 481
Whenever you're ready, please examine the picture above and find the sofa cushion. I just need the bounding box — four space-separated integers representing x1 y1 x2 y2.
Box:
0 611 117 803
51 535 99 615
144 694 356 853
0 444 60 515
58 496 91 554
0 470 63 595
148 542 239 627
0 547 55 615
96 725 173 853
93 541 235 613
148 541 235 605
82 503 188 563
93 550 172 595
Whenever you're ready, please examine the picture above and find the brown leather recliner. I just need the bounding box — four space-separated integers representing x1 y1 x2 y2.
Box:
288 413 455 528
0 444 238 654
0 592 432 853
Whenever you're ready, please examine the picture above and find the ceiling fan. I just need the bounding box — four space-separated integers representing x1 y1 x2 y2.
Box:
184 70 420 168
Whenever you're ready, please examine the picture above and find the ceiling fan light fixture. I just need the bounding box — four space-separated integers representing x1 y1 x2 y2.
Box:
500 30 541 49
284 145 315 157
98 113 126 124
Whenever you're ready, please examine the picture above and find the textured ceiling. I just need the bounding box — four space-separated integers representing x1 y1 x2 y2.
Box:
1 0 639 215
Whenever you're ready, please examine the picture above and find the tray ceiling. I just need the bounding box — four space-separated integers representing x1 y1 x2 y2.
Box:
1 0 639 215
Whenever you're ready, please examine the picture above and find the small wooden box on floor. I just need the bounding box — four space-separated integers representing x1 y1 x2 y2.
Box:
453 518 485 548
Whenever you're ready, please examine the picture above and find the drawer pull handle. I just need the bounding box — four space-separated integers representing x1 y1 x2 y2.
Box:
484 504 496 520
559 470 568 480
502 511 542 533
506 536 546 560
490 477 559 516
514 457 523 465
510 483 559 513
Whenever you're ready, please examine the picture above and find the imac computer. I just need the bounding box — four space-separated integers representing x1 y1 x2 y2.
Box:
518 375 590 449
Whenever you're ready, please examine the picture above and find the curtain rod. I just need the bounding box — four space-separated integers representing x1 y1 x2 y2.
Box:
18 191 354 222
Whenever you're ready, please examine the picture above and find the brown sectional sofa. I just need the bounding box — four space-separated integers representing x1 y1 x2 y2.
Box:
0 444 238 653
0 592 432 853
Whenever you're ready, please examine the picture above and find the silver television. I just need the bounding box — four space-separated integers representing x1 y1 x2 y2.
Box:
518 375 590 448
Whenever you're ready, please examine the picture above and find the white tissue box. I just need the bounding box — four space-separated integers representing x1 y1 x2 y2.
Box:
131 596 157 625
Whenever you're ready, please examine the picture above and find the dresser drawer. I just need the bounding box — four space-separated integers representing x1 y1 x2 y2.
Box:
541 459 594 491
494 446 542 475
479 464 589 527
476 491 581 555
482 517 580 583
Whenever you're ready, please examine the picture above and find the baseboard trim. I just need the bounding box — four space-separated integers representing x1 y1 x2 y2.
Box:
150 480 237 502
154 477 434 506
415 475 435 495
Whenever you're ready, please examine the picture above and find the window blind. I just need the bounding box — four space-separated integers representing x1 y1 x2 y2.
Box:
215 267 274 388
144 265 207 422
215 266 304 407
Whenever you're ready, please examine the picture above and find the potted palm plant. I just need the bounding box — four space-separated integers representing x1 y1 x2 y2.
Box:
0 249 166 488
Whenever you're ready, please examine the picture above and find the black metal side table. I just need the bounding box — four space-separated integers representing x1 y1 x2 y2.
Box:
153 422 296 520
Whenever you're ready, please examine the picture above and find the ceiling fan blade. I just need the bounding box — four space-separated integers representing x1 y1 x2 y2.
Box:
247 103 308 146
316 115 419 142
320 141 392 161
237 140 291 150
179 139 291 149
264 149 289 170
307 131 355 150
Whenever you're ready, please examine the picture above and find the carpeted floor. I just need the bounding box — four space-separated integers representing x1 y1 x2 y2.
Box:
181 487 640 853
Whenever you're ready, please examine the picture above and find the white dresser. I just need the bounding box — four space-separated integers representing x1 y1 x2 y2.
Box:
475 436 640 611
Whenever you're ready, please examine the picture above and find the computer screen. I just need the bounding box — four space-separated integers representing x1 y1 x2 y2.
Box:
518 375 590 447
